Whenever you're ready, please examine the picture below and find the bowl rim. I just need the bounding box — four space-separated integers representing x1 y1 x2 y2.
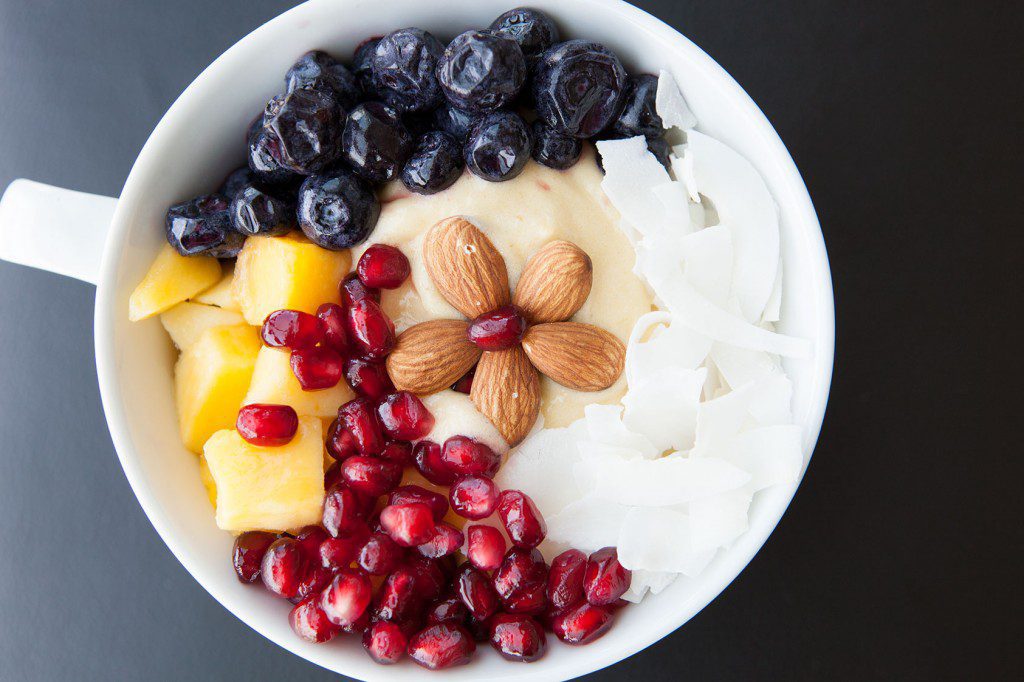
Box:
93 0 834 679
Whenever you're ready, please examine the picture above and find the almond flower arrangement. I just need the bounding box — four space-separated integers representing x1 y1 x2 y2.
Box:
386 216 626 445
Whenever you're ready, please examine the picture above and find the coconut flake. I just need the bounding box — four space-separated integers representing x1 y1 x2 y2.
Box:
721 425 803 491
545 495 629 554
583 452 750 507
596 137 674 242
618 507 716 575
681 224 734 307
626 312 712 385
710 342 781 389
761 256 783 323
494 423 585 517
623 366 706 452
687 489 751 553
655 70 698 131
583 404 659 459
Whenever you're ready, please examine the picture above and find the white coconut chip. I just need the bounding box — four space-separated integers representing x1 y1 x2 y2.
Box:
655 70 698 131
709 342 781 390
623 569 679 603
626 311 712 384
681 224 734 307
687 489 752 553
618 507 716 576
596 137 676 243
623 366 706 452
583 404 659 459
720 425 803 491
651 180 693 236
582 452 750 508
670 148 700 202
761 256 784 323
494 423 585 517
545 495 630 555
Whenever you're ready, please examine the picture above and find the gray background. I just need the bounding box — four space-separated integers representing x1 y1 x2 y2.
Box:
1 1 1019 680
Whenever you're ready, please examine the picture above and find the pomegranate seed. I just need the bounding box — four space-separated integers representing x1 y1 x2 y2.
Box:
289 595 341 643
377 392 434 440
319 569 373 627
343 357 394 400
293 564 333 603
407 623 476 670
407 557 447 602
547 549 587 611
489 613 547 662
441 436 500 478
346 298 396 358
357 243 411 289
325 419 358 461
322 485 367 537
341 456 402 497
316 303 349 354
417 523 465 559
413 440 456 485
372 566 421 622
357 532 405 575
497 490 547 548
293 525 329 562
449 475 499 519
379 503 436 547
232 531 276 583
551 602 613 645
426 596 468 626
466 525 506 571
261 309 325 349
236 404 298 446
493 547 549 615
340 272 381 307
451 367 474 394
261 537 304 599
319 536 362 571
324 461 343 490
455 564 501 621
290 346 344 390
389 485 449 522
465 614 491 642
338 397 386 456
468 305 528 351
584 547 631 606
379 440 413 466
362 620 407 664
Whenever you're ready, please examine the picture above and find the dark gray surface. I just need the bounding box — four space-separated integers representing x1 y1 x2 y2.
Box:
1 1 1019 680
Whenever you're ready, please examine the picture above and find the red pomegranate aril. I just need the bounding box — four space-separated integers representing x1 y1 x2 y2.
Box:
261 309 325 349
343 357 394 400
377 392 434 440
497 490 547 548
584 547 632 606
547 548 588 611
290 595 341 643
293 564 333 603
449 475 499 520
362 620 408 664
466 525 506 571
551 602 614 645
372 566 420 622
346 298 395 358
493 547 549 615
357 532 405 575
489 613 548 662
319 569 373 627
338 397 386 456
319 536 362 571
413 440 456 485
408 623 476 670
389 485 449 522
322 484 367 537
408 557 447 602
468 305 528 351
261 537 304 599
379 503 436 547
427 596 469 626
341 456 403 497
290 346 344 390
232 531 276 583
357 243 411 289
379 440 413 466
324 461 343 490
340 272 381 307
325 419 358 461
293 525 329 562
451 367 474 394
441 436 500 478
455 565 501 621
316 302 349 354
416 523 465 559
235 403 298 447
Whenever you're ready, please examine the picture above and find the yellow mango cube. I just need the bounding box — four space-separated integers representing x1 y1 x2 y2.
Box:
129 244 221 321
198 455 217 509
160 302 246 350
233 233 350 325
203 417 325 532
244 346 354 418
193 263 239 310
175 324 261 453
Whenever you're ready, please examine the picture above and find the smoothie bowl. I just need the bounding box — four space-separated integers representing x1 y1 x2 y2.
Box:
0 0 833 679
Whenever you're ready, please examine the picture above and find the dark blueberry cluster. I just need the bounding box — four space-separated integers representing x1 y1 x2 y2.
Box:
164 7 670 258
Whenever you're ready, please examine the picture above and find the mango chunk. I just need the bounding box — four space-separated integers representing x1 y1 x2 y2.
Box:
175 324 261 453
193 263 239 310
233 233 350 325
204 417 325 532
160 302 246 350
129 244 221 321
198 455 217 509
244 346 354 418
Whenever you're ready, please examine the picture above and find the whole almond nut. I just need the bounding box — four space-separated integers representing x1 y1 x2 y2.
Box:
470 345 540 446
424 217 509 318
521 322 625 392
386 320 481 395
513 240 593 323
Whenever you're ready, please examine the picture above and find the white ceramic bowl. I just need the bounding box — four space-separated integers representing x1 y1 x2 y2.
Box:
0 0 833 679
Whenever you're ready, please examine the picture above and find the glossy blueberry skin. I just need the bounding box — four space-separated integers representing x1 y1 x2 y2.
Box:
230 183 295 237
437 31 526 113
286 50 360 110
263 87 344 174
372 28 444 113
607 74 662 139
533 40 627 139
401 131 464 195
432 103 478 142
219 167 255 200
341 102 414 183
464 110 532 182
647 136 671 170
352 37 382 99
297 168 380 250
489 7 560 57
247 116 301 187
165 194 244 258
531 120 582 170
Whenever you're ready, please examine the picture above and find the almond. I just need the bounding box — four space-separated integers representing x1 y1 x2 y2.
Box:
386 320 481 395
424 217 510 318
513 240 593 323
521 322 625 392
470 345 540 446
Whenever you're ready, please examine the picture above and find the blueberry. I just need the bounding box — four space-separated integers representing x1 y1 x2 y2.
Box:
489 8 560 58
608 74 662 139
263 87 344 174
372 28 444 113
533 40 627 139
647 136 671 170
464 110 532 182
531 120 581 170
286 50 360 110
402 112 435 138
401 131 464 195
247 116 301 187
165 195 244 258
219 167 255 200
297 168 380 250
341 102 414 183
230 183 295 237
432 103 478 142
352 37 382 99
436 30 526 113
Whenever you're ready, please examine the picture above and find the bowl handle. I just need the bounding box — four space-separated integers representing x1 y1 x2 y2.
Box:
0 179 117 286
